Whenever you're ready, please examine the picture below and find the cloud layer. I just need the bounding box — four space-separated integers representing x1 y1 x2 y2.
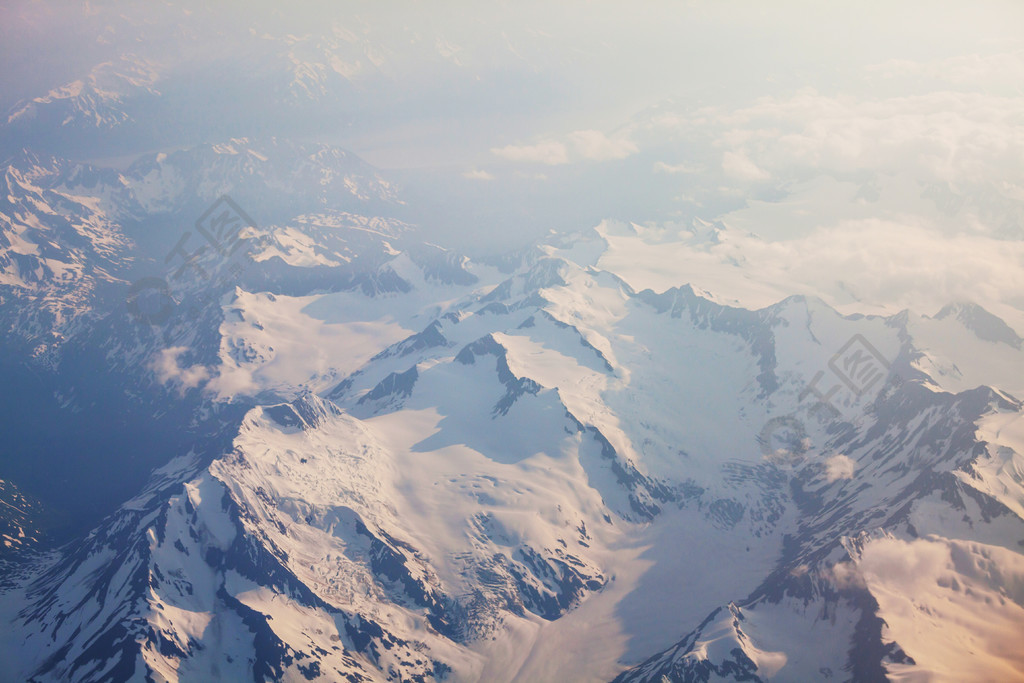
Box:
824 454 856 482
492 129 637 166
150 347 210 392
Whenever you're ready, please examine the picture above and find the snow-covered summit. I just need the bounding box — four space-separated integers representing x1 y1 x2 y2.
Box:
1 141 1023 681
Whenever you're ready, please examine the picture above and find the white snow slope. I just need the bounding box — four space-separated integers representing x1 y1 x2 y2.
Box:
1 204 1023 682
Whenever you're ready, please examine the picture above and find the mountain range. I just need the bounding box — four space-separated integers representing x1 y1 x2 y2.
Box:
1 136 1023 682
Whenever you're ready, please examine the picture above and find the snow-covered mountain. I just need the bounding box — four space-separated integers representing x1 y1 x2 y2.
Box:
1 142 1022 681
3 3 1022 680
6 57 161 132
0 137 444 554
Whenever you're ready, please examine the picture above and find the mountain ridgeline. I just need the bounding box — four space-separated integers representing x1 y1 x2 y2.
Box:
0 141 1023 682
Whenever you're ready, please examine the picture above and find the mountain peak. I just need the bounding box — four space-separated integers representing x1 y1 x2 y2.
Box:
935 301 1022 349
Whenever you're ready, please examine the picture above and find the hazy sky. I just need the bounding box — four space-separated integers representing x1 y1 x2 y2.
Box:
4 1 1022 165
2 0 1023 318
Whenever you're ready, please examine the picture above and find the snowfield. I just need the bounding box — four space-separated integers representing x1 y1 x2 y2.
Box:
1 141 1023 682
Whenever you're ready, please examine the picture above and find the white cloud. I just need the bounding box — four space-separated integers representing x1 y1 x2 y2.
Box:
677 88 1024 214
588 57 1024 335
492 130 637 165
491 140 569 165
757 220 1024 314
721 150 769 181
828 561 865 590
205 364 257 398
789 563 810 577
567 129 637 161
463 168 495 180
653 161 698 174
856 536 950 591
593 217 1024 328
634 86 1024 245
824 453 856 482
865 51 1024 93
150 346 210 392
